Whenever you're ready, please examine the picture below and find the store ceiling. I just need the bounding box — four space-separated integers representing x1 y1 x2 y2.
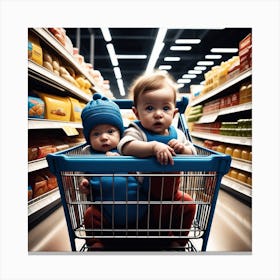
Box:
65 27 251 99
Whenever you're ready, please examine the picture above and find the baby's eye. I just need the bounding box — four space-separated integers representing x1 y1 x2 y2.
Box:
107 129 115 134
92 131 100 137
145 105 154 112
163 106 170 111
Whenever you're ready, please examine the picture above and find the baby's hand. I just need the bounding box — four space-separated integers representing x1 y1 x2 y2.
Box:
106 151 120 156
79 178 90 195
168 139 186 154
152 142 176 165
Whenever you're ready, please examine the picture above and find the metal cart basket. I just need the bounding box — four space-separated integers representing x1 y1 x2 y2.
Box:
47 97 231 252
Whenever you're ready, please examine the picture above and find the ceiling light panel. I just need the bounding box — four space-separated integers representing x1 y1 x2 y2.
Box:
106 43 118 66
197 61 214 66
175 39 201 44
182 74 197 79
205 54 222 59
164 57 181 61
211 48 238 53
159 65 172 70
170 46 192 51
117 55 147 59
146 28 167 74
113 67 122 79
177 78 191 84
188 70 202 74
101 28 112 42
194 66 207 71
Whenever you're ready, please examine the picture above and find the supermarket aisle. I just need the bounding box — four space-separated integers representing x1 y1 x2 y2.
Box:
28 189 252 252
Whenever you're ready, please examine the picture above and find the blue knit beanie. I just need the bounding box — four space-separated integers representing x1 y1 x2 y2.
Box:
81 93 124 144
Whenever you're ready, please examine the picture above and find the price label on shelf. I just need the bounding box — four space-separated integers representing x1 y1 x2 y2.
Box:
62 126 79 136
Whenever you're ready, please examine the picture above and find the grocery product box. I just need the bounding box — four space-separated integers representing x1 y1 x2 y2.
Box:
69 97 82 122
28 96 45 119
28 33 43 66
36 92 71 121
239 33 252 51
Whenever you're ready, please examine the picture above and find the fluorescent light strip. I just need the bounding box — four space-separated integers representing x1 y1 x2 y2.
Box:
146 28 167 74
106 43 118 67
177 78 191 84
205 54 222 59
164 57 181 61
188 70 202 74
113 67 122 79
182 74 197 79
170 46 192 51
194 66 207 71
116 54 147 59
101 27 112 42
159 65 172 70
197 61 214 66
211 48 238 53
117 78 126 96
175 39 201 44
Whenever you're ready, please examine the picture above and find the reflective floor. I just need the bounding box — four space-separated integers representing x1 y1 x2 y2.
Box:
28 189 252 252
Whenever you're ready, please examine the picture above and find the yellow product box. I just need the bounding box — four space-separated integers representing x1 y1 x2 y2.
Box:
36 92 71 121
68 97 82 122
28 33 43 66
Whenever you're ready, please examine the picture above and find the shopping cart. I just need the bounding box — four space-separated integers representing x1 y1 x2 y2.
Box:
47 97 231 252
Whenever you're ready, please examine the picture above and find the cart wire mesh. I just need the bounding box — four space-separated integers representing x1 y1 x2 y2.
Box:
48 144 230 252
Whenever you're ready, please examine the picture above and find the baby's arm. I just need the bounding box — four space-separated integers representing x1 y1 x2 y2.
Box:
106 151 120 156
79 177 90 195
122 140 176 165
168 139 194 155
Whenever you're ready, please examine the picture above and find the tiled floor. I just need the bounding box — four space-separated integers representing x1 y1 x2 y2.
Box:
28 189 252 252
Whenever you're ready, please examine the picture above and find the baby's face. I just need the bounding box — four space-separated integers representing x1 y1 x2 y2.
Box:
133 85 178 135
89 124 120 152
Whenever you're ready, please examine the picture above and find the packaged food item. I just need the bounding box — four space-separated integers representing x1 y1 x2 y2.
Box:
246 176 252 186
28 147 38 161
216 144 226 154
35 91 71 121
30 174 48 198
28 96 45 119
225 146 233 156
229 169 238 179
237 172 248 183
37 145 57 159
28 185 33 201
232 148 241 158
28 33 43 65
56 144 70 151
43 170 58 191
69 97 82 122
241 150 250 161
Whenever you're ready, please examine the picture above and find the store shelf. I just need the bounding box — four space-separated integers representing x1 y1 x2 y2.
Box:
222 176 252 198
31 29 92 83
191 131 252 146
28 60 91 102
28 158 48 173
190 69 252 107
28 188 61 217
231 158 252 173
28 118 83 130
196 102 252 124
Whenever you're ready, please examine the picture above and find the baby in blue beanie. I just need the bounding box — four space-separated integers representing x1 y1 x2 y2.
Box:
79 93 147 250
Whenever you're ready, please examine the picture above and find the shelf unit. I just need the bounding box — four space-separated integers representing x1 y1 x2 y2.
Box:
189 69 252 202
28 28 94 227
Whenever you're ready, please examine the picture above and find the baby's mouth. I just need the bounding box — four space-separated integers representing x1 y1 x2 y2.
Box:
153 122 163 127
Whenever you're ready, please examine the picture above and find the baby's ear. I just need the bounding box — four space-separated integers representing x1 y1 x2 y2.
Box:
173 108 179 117
132 106 139 119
